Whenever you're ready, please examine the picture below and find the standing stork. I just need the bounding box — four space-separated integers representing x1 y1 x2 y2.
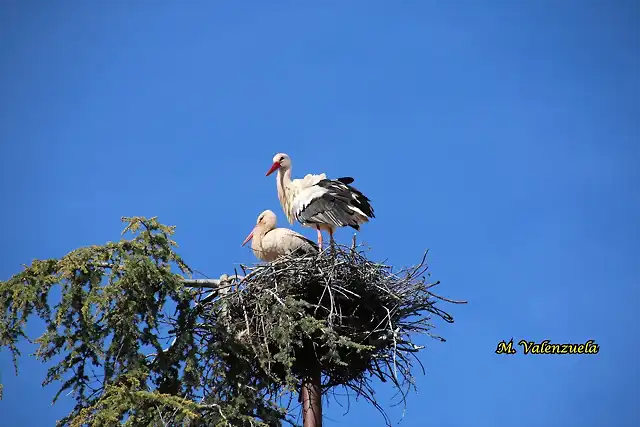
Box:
265 152 375 250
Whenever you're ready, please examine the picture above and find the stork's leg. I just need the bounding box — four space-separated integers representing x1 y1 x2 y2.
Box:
329 228 336 255
329 228 337 245
316 226 323 251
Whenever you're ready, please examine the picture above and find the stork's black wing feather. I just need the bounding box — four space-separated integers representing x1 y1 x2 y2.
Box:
294 177 375 231
316 179 375 219
296 194 355 229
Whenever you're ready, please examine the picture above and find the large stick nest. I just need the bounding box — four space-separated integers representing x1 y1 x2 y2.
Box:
194 240 465 421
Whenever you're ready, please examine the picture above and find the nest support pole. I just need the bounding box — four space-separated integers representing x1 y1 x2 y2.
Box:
301 366 322 427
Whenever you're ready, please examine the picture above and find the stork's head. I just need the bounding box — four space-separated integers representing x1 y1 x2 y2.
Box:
266 153 291 176
242 210 277 246
256 209 277 228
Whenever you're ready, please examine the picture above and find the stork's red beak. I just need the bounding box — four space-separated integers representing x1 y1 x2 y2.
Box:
241 228 255 246
265 162 281 176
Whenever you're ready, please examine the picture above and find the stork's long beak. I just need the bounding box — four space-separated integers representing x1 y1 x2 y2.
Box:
241 228 255 246
265 162 281 176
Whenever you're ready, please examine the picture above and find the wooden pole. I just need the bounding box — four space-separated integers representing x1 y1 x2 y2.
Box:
301 371 322 427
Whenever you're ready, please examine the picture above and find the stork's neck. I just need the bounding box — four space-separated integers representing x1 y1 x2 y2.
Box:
276 167 297 224
277 167 291 188
256 226 270 240
277 167 292 203
252 226 269 253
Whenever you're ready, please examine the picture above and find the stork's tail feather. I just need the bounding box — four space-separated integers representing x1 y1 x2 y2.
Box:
336 177 355 185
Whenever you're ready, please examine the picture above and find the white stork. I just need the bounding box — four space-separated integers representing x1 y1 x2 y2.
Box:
265 152 375 250
242 209 318 262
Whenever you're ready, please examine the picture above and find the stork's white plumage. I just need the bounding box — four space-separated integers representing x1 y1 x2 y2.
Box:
265 153 375 249
242 210 318 262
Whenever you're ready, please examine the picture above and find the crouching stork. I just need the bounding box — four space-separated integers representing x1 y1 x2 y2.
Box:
242 210 318 262
265 152 375 250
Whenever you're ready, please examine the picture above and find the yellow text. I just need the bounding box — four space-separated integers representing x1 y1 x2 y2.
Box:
518 339 599 355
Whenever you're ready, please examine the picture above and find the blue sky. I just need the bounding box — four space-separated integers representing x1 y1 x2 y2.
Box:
1 1 638 426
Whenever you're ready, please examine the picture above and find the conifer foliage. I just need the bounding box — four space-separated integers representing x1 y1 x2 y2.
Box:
0 216 464 426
